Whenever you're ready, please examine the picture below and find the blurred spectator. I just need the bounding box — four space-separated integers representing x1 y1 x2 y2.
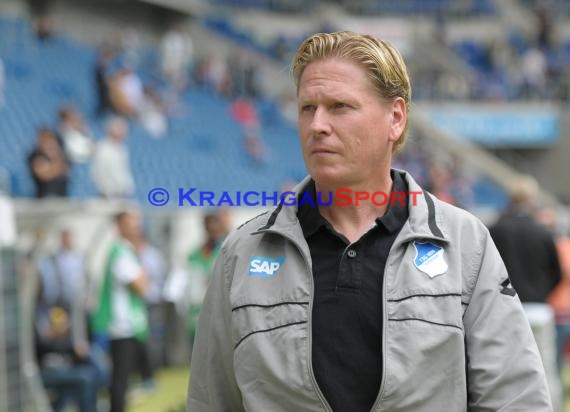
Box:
447 156 474 209
120 28 143 68
393 144 429 188
195 55 230 96
160 26 193 92
109 65 144 118
139 85 168 138
89 210 149 412
229 53 260 98
521 45 547 99
243 128 267 164
91 116 135 199
38 230 89 325
490 177 563 409
35 229 102 412
94 45 114 117
34 15 56 42
426 163 457 206
186 213 227 347
490 176 561 303
535 4 553 51
57 105 95 163
133 232 167 388
435 72 471 100
28 127 69 198
230 98 259 130
137 234 167 317
218 208 234 235
230 98 267 164
537 207 570 372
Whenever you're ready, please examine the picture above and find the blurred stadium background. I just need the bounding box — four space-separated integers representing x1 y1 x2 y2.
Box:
1 0 570 410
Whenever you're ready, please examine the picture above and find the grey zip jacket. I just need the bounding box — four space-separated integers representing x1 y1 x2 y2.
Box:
187 171 552 412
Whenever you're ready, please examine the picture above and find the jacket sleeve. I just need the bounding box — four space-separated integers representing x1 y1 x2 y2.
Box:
463 229 553 411
187 245 244 411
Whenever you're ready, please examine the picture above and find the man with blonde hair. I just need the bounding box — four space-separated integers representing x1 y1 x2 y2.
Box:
187 31 551 411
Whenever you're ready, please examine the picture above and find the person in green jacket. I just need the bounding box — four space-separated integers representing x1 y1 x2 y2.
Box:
186 212 228 344
90 210 148 412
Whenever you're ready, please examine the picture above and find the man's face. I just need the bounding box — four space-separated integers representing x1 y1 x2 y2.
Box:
118 212 141 240
297 58 405 188
204 215 225 242
109 120 128 142
61 230 72 249
38 130 58 151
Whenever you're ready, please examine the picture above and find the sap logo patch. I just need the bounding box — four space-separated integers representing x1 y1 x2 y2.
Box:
248 256 285 278
413 241 448 278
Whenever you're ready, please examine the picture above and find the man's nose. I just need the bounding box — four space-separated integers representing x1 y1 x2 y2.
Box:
310 107 332 136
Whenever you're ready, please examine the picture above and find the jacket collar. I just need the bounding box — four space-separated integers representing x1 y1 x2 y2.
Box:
398 171 449 244
252 170 449 245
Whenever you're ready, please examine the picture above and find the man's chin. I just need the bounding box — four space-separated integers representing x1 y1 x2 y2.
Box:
310 170 351 188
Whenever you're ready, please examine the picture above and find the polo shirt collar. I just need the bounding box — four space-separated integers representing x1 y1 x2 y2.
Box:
297 170 409 238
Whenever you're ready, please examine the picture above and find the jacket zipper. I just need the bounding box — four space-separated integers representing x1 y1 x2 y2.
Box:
260 228 333 412
256 227 438 411
369 233 443 411
370 235 412 412
370 249 390 412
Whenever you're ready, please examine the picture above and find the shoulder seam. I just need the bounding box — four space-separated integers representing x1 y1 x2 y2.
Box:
236 211 270 230
463 226 487 313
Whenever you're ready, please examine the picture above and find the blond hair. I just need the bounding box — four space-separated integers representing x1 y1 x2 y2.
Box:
291 31 412 152
509 175 539 206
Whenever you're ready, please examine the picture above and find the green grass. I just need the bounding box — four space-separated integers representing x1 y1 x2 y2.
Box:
127 367 189 412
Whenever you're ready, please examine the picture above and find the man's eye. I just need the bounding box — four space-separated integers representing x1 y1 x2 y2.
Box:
333 102 348 109
301 105 316 112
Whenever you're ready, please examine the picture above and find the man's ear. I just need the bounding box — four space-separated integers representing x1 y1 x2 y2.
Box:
388 97 407 144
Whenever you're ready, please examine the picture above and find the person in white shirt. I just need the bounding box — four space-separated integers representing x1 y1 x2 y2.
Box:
57 105 95 163
91 116 135 199
160 27 193 91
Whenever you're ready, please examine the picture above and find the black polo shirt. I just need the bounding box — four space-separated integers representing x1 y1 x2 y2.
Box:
297 170 409 412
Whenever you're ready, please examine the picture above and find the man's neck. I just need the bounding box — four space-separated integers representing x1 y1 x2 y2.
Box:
315 174 393 243
121 235 137 249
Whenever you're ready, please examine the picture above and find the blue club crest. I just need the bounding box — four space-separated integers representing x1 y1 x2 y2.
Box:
413 241 448 278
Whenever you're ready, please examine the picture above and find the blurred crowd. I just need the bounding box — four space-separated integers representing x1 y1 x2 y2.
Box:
4 5 562 205
214 1 570 104
414 2 570 102
488 177 570 409
9 16 268 200
31 209 231 412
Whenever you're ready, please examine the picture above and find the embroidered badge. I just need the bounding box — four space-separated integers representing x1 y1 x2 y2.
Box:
248 256 285 278
413 241 448 278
